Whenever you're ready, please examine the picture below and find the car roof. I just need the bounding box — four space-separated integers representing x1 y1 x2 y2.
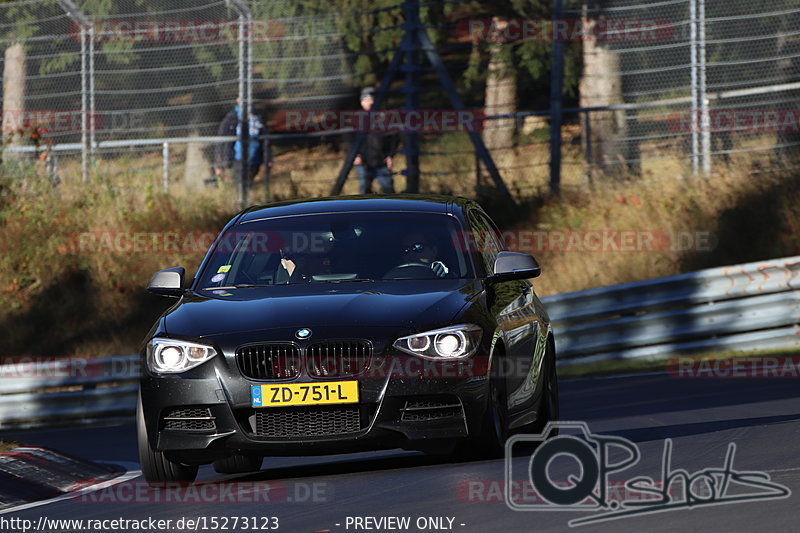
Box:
237 194 476 223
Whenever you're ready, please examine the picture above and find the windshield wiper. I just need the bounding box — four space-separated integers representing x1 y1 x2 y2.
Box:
202 284 272 290
327 278 375 283
203 279 376 290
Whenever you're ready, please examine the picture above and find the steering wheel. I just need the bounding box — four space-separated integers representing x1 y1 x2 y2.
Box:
383 262 436 279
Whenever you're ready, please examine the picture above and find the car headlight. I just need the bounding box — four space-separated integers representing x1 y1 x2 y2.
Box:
394 324 483 360
147 338 217 374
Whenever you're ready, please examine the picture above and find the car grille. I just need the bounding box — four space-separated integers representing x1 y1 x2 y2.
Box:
162 407 216 431
306 341 372 378
237 344 301 380
251 406 361 438
400 398 464 422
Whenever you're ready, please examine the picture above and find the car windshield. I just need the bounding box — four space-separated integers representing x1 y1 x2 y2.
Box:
197 211 473 289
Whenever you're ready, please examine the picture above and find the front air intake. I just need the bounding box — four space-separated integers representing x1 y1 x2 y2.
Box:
237 343 302 380
306 340 372 378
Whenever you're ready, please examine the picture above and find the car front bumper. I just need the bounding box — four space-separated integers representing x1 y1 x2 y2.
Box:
140 326 492 463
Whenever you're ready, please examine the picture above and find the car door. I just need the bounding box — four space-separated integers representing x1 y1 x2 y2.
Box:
468 209 539 414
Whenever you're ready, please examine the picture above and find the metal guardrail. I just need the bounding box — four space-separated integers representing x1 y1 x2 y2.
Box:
0 356 139 430
1 256 799 429
543 255 800 366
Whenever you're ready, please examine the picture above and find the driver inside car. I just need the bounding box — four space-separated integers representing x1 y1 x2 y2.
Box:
400 232 450 278
276 231 337 283
279 250 334 283
278 250 306 283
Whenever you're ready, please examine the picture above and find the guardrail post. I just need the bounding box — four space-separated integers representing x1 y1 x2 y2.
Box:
582 110 593 187
549 0 565 196
690 0 711 176
698 0 711 176
57 0 91 184
401 0 421 193
89 23 96 168
228 0 252 208
48 151 58 184
162 141 169 192
80 25 88 183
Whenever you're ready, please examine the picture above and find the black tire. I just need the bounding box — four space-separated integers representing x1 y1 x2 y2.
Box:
531 341 559 436
212 455 264 475
136 392 199 485
455 352 509 460
482 371 510 457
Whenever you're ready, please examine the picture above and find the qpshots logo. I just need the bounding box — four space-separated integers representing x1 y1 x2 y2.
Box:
505 422 790 527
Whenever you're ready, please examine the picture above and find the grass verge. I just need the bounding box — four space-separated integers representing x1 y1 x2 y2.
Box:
558 347 800 379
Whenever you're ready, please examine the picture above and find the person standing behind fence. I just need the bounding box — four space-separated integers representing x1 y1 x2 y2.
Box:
213 100 269 190
353 87 396 194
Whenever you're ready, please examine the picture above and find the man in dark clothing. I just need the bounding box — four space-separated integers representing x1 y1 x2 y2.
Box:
213 101 270 188
213 106 238 178
353 87 396 194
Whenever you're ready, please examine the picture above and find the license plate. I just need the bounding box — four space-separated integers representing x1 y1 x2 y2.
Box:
251 381 359 408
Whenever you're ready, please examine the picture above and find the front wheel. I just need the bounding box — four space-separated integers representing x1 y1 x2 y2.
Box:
454 359 509 461
137 392 198 485
481 373 510 457
530 341 559 436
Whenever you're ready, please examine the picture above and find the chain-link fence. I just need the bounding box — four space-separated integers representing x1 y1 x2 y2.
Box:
0 0 362 201
2 0 800 202
571 0 800 184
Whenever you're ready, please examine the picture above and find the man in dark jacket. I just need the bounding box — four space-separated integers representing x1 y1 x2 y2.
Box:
353 87 396 194
213 100 270 188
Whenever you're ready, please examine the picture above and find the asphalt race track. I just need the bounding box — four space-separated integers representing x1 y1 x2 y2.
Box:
4 372 799 532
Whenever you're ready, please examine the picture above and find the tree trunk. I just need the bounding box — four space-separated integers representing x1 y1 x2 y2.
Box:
579 8 640 179
483 19 517 154
2 42 26 159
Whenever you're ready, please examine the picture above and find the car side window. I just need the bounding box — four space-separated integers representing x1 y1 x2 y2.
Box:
485 216 508 251
468 210 505 276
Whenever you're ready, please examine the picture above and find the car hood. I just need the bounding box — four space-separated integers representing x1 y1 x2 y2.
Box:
163 279 482 337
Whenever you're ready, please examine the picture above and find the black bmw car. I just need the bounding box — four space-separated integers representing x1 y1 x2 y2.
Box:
138 195 558 483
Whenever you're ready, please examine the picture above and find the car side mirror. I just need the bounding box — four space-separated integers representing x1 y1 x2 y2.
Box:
489 251 541 282
147 266 186 297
